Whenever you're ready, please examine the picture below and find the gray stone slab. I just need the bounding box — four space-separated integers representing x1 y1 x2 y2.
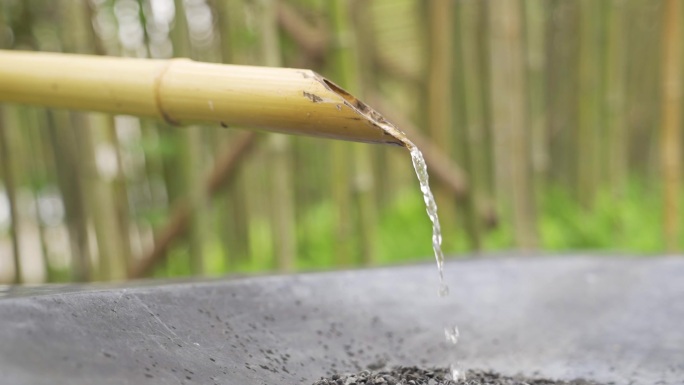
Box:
0 256 682 384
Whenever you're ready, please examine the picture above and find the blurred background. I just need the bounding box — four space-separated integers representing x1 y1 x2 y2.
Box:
0 0 682 284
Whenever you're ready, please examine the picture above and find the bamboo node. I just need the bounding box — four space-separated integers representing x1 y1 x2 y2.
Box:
154 58 190 126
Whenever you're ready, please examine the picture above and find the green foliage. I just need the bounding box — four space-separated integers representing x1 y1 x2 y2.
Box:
539 181 667 253
376 190 434 264
482 180 677 254
158 177 681 278
296 201 337 270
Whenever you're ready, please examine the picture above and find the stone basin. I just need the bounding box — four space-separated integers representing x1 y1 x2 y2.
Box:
0 255 682 384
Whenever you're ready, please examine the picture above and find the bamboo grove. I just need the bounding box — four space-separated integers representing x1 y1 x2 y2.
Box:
0 0 682 284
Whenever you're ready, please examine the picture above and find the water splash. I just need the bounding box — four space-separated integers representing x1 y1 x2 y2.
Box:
450 363 466 381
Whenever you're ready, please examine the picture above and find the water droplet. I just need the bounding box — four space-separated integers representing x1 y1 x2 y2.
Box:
438 283 449 297
444 325 459 345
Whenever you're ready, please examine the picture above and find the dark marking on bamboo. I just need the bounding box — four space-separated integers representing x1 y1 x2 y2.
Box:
303 91 323 103
160 110 179 126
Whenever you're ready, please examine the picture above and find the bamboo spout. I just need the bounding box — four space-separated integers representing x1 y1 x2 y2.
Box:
0 50 405 146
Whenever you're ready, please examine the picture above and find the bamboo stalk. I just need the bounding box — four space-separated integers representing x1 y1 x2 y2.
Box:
605 0 627 199
577 0 603 209
426 0 460 243
454 0 483 250
661 0 682 253
0 106 22 283
427 0 454 153
84 114 129 280
260 0 297 272
66 0 128 281
349 0 379 266
215 0 252 270
0 50 404 146
327 0 357 267
77 114 127 281
21 107 56 281
489 0 538 250
546 1 579 188
46 110 92 282
173 0 210 276
460 0 490 195
524 0 548 180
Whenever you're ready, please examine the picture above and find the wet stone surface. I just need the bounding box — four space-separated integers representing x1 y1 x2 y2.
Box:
312 367 605 385
1 257 683 384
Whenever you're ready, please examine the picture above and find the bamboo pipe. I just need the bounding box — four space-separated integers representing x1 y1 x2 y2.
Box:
0 50 405 146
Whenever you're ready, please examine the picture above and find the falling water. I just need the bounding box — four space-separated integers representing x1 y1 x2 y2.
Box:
407 144 449 297
370 120 449 295
342 101 463 381
405 142 463 380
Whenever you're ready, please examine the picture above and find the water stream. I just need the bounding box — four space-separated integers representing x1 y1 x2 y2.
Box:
328 90 463 379
406 142 463 380
375 121 462 380
407 144 449 297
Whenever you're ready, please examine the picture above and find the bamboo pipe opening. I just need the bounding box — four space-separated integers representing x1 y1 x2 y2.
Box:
314 74 412 146
0 50 407 146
